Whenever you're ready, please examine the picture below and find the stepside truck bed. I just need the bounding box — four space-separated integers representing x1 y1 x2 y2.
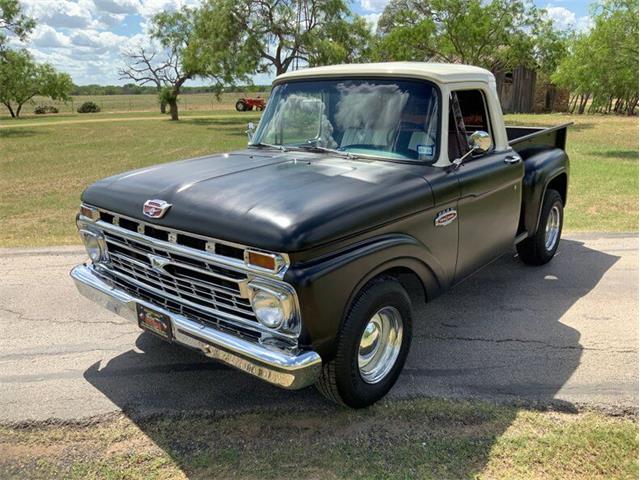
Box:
506 123 572 156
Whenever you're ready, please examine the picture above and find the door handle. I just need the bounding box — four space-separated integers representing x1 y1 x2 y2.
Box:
504 155 521 164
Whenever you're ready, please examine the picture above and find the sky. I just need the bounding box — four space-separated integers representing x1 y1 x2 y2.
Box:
11 0 594 86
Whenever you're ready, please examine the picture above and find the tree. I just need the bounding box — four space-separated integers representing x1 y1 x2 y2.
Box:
0 49 73 117
0 0 35 50
145 8 197 121
119 47 173 113
141 6 257 120
193 0 372 77
553 0 638 115
373 0 543 71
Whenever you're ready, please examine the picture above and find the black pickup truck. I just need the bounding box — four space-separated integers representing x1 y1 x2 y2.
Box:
72 63 570 407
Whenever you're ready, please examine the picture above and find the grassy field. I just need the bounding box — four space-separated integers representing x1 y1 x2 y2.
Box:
0 398 637 480
0 92 269 116
0 111 637 247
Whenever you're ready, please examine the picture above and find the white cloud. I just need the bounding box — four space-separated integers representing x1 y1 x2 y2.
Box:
575 15 594 32
93 0 140 15
20 0 96 28
363 13 381 32
359 0 389 13
31 25 72 48
137 0 201 18
544 5 592 32
71 30 129 50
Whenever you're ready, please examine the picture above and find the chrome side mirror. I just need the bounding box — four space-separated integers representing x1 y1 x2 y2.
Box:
451 130 492 170
469 130 491 153
246 122 255 141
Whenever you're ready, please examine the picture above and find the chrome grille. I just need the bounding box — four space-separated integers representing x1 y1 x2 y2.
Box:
97 229 266 342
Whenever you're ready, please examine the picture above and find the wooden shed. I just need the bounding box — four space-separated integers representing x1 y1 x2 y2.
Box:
493 65 569 114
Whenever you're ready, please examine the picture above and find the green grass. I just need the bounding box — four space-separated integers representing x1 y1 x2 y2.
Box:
0 92 269 117
506 113 638 232
0 112 260 246
0 398 637 479
0 111 637 247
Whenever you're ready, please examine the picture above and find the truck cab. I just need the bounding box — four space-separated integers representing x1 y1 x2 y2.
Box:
72 63 570 407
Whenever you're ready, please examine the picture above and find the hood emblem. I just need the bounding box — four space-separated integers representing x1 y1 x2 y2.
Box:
435 208 457 227
143 199 172 219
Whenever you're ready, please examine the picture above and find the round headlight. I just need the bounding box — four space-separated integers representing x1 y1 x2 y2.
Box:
81 230 105 263
251 289 285 329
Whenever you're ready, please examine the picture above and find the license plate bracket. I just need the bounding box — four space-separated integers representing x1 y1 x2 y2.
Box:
136 304 173 341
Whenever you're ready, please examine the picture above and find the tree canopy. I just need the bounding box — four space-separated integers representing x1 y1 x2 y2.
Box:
0 0 35 50
373 0 565 73
191 0 372 76
553 0 638 114
0 49 73 117
121 5 260 120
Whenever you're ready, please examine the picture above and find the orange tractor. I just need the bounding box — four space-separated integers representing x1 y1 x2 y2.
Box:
235 96 266 111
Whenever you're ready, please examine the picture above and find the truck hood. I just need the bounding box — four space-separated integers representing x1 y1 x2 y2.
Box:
82 149 434 252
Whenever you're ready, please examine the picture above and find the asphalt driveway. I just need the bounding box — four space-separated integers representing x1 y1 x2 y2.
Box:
0 233 637 422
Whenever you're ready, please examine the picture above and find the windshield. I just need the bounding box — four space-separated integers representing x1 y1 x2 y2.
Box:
251 78 441 162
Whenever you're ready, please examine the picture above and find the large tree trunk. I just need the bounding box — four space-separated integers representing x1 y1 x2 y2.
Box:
569 95 578 114
578 94 590 114
168 99 179 121
16 103 23 118
6 104 16 118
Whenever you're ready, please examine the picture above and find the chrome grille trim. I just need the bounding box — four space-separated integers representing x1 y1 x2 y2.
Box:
77 215 300 344
96 264 268 335
81 206 290 279
104 234 248 289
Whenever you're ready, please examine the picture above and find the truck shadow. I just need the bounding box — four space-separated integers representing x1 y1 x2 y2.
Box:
83 238 619 477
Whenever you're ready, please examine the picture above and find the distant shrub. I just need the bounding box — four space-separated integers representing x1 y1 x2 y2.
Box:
34 105 59 115
77 101 100 113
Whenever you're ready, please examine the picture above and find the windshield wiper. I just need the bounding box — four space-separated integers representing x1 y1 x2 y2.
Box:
297 144 358 159
248 142 290 152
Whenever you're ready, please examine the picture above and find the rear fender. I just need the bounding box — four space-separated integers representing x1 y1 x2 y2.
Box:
520 148 569 235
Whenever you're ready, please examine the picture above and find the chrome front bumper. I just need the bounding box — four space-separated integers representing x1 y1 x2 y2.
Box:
70 264 322 390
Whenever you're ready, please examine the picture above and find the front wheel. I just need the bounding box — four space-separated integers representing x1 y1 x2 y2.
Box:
315 277 412 408
517 189 564 265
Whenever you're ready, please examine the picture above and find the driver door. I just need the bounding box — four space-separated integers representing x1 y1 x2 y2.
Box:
451 89 524 282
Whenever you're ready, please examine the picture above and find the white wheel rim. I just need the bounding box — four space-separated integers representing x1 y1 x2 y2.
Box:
544 205 561 251
358 306 403 384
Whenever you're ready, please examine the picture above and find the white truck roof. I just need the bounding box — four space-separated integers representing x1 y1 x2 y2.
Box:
274 62 495 85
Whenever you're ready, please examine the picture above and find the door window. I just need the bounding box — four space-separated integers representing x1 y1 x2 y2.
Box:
448 90 492 160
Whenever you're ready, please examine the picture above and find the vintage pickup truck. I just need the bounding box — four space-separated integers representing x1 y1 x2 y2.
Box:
72 63 570 407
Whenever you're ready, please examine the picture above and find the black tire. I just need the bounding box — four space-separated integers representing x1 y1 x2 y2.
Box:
315 277 413 408
235 100 246 112
517 189 563 265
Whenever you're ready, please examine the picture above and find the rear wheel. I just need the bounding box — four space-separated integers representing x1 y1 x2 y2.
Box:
235 100 246 112
517 189 563 265
315 277 412 408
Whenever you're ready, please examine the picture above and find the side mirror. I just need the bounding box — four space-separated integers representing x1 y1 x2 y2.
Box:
451 130 492 170
246 122 255 141
469 130 491 153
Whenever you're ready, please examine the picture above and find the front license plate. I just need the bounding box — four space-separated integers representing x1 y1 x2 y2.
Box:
137 304 173 340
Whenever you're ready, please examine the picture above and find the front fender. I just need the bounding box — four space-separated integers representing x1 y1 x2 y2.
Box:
285 233 444 360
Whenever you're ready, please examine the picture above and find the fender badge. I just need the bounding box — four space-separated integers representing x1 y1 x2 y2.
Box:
435 208 457 227
143 199 172 219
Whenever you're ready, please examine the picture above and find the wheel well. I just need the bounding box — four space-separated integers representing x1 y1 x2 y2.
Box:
373 267 427 306
547 173 567 205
